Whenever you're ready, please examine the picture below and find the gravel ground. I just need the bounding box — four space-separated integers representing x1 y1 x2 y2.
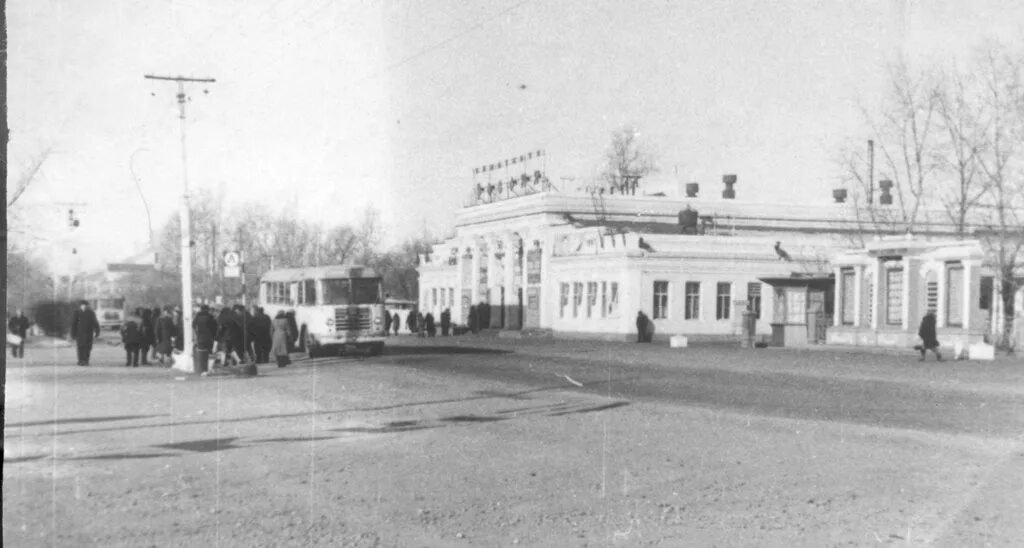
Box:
4 334 1024 547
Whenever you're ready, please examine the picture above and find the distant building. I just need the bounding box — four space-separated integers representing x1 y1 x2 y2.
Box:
418 178 1001 342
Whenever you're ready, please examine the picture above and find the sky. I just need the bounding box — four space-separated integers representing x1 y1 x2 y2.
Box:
7 0 1024 274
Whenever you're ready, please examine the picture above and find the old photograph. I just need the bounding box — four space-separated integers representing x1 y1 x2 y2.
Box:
5 0 1024 545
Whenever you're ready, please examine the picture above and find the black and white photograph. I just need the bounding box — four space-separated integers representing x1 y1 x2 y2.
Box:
5 0 1024 545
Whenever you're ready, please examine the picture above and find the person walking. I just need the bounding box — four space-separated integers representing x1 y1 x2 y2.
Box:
917 310 943 362
271 310 292 367
416 312 426 338
384 311 392 337
173 307 185 352
635 311 652 343
216 307 241 366
149 307 162 362
440 308 451 336
70 301 100 366
425 312 436 337
392 312 400 335
155 307 176 365
406 309 417 334
120 312 143 367
138 308 154 365
192 304 218 370
8 308 31 358
234 304 256 363
252 306 273 364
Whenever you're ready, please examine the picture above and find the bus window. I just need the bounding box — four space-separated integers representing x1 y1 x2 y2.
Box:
304 279 317 305
322 279 351 305
351 279 381 304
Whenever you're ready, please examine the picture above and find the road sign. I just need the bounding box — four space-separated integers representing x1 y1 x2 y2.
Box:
223 251 240 267
224 265 241 278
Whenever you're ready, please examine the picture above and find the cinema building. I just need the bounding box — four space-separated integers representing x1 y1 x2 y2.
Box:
417 176 1007 344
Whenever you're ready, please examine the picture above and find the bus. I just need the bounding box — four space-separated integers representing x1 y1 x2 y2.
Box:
259 265 387 357
87 297 126 331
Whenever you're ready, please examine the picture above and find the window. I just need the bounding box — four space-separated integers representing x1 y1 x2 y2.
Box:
716 282 731 320
322 279 351 305
449 288 455 308
587 282 598 318
432 288 438 308
685 282 700 320
785 289 806 324
946 264 964 326
653 281 669 319
607 282 619 316
840 270 856 324
979 276 993 310
601 282 608 318
304 280 316 305
560 283 570 318
572 282 584 318
885 268 903 326
747 282 762 320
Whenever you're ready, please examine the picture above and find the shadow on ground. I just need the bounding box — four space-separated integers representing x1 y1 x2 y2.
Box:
11 414 168 428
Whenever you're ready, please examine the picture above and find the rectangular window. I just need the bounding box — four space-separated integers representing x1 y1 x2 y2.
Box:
607 282 619 317
840 270 856 325
886 268 903 326
449 288 455 308
979 276 993 310
432 288 438 308
716 282 731 320
747 282 762 320
786 289 806 324
587 282 598 318
947 264 964 326
305 280 316 305
560 283 570 318
600 282 608 318
653 281 669 319
573 282 584 318
685 282 700 320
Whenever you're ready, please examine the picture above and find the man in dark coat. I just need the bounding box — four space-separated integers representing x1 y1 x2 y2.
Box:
9 309 31 358
234 304 256 363
251 306 272 364
155 307 177 364
425 312 436 337
392 312 400 335
216 307 243 365
193 305 218 352
120 313 143 367
636 311 652 343
384 311 392 337
917 311 942 361
406 309 418 334
440 308 451 336
70 301 100 366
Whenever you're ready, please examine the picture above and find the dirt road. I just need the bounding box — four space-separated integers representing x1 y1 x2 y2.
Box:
4 336 1023 546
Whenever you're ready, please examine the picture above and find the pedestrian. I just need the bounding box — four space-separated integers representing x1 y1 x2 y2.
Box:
139 308 154 365
271 310 292 367
252 306 272 364
416 312 426 338
120 312 143 367
155 307 176 365
406 309 417 334
70 300 100 366
216 307 241 366
468 305 479 334
8 308 31 358
193 304 218 369
636 311 652 343
149 307 162 362
235 304 256 363
384 310 392 336
440 308 451 336
425 312 436 337
173 308 185 352
392 312 400 335
916 310 943 362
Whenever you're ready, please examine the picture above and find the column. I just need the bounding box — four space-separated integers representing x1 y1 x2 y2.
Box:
871 259 883 329
853 265 863 328
833 266 843 327
937 262 947 328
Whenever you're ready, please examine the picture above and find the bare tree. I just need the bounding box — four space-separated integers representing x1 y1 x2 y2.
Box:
599 126 656 194
934 67 989 235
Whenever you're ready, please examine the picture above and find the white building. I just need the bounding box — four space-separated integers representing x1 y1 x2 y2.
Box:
418 179 988 342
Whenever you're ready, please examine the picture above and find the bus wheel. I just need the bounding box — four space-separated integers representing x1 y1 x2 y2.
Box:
366 342 384 356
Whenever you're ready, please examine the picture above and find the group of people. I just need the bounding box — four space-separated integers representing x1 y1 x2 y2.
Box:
115 305 186 367
398 308 454 338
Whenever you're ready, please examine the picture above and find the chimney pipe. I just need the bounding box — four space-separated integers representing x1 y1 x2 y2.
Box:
722 174 737 199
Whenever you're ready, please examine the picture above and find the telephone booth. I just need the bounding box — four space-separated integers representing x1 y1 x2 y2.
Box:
760 275 835 347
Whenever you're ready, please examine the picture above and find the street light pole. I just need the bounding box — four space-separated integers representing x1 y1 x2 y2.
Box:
145 74 216 370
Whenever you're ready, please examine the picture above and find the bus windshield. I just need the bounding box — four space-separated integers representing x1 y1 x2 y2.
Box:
98 298 123 309
321 278 381 305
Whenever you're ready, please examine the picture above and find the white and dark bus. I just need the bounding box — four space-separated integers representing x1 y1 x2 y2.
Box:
259 265 387 357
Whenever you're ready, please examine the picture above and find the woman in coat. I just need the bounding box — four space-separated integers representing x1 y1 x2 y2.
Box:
271 310 292 367
139 308 154 365
155 308 175 364
917 311 942 361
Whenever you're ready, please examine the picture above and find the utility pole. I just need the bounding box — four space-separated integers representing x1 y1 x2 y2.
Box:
145 74 216 370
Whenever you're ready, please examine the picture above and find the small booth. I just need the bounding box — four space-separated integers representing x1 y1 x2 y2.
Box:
760 275 835 347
